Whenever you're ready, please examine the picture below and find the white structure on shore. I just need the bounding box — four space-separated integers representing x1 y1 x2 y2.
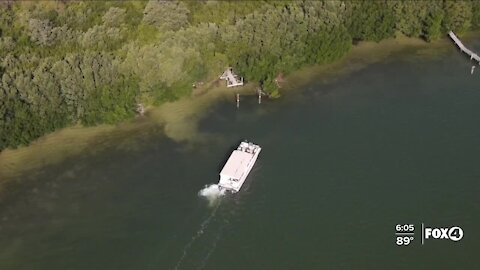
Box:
218 141 261 193
220 67 244 87
448 31 480 63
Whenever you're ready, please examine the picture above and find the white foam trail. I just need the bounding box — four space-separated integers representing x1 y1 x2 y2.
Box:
174 203 220 270
196 223 224 270
198 184 225 206
173 185 225 270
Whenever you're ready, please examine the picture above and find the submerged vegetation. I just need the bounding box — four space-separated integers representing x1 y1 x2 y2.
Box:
0 0 479 150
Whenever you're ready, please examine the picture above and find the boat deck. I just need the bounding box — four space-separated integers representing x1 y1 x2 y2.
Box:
220 150 252 180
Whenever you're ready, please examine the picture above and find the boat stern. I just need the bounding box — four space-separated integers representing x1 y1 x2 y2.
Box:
218 175 241 193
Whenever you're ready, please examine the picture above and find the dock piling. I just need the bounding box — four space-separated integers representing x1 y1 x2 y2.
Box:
236 93 240 108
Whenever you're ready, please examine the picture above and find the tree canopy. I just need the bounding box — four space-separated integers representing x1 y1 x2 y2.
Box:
1 0 480 150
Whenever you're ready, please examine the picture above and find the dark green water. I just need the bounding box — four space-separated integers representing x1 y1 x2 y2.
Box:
1 43 480 270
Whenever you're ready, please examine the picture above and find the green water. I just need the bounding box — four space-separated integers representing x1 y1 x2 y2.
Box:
1 43 480 270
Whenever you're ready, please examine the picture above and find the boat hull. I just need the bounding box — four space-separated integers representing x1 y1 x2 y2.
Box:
218 142 261 193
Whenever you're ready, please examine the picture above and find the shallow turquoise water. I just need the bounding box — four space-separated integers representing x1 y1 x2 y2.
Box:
1 41 480 269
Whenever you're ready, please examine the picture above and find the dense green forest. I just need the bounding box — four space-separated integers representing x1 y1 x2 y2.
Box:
1 0 479 150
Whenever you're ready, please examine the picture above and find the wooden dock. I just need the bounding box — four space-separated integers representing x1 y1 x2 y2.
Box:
220 68 244 87
448 31 480 63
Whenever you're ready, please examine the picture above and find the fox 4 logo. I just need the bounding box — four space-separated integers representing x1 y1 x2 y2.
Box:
424 226 464 242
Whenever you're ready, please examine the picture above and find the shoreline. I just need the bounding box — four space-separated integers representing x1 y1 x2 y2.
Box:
0 34 456 187
280 34 448 92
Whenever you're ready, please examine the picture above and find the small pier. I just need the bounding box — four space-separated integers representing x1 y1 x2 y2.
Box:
220 68 244 88
448 31 480 63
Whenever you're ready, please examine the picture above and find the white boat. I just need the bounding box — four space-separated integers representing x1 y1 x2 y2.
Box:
218 141 261 193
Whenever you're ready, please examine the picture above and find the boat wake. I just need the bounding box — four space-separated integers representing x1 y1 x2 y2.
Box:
173 185 226 270
198 184 226 206
196 222 225 270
